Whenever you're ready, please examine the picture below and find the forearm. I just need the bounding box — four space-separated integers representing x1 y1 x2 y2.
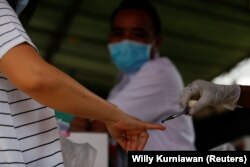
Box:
237 86 250 109
26 65 121 123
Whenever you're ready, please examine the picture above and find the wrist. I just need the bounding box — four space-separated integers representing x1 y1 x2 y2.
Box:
222 84 241 110
237 85 250 108
101 103 123 125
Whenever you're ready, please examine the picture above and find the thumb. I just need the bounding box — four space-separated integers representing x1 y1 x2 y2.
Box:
188 97 207 115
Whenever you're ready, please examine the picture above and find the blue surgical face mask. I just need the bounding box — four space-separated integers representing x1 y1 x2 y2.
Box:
108 40 152 74
16 0 29 15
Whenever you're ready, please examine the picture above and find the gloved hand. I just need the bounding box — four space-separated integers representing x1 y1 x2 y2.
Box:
180 79 241 115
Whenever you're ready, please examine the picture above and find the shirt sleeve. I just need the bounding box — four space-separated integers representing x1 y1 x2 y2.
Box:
0 0 36 59
108 59 184 123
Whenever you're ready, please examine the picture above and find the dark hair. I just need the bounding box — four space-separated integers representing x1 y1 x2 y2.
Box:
110 0 162 36
6 0 18 11
7 0 38 28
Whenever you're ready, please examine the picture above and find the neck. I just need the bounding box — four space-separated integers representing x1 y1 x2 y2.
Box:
150 51 159 60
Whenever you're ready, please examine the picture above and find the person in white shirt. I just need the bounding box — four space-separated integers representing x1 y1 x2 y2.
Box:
0 0 165 166
82 0 195 154
106 0 195 151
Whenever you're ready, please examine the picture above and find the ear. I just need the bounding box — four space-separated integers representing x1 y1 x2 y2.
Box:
150 36 162 59
154 36 163 49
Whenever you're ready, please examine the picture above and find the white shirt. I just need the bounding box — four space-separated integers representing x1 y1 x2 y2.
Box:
108 57 195 150
0 0 64 166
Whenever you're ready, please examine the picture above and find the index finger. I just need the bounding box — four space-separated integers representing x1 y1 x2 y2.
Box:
180 86 193 109
142 122 166 131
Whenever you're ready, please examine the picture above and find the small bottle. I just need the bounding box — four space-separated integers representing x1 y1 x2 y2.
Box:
57 119 70 137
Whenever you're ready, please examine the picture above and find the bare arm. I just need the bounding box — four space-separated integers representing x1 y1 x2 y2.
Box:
0 43 165 151
0 43 119 123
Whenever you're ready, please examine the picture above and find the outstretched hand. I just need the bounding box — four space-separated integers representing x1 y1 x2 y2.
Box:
105 112 165 152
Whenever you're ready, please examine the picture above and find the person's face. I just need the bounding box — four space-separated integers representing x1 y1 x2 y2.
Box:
109 9 162 54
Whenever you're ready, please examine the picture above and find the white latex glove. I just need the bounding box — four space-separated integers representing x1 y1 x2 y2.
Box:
180 80 241 115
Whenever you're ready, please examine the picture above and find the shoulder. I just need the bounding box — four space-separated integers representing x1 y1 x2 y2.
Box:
142 57 179 73
134 57 183 85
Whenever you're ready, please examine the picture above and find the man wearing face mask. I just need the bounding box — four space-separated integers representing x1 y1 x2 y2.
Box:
106 0 195 150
